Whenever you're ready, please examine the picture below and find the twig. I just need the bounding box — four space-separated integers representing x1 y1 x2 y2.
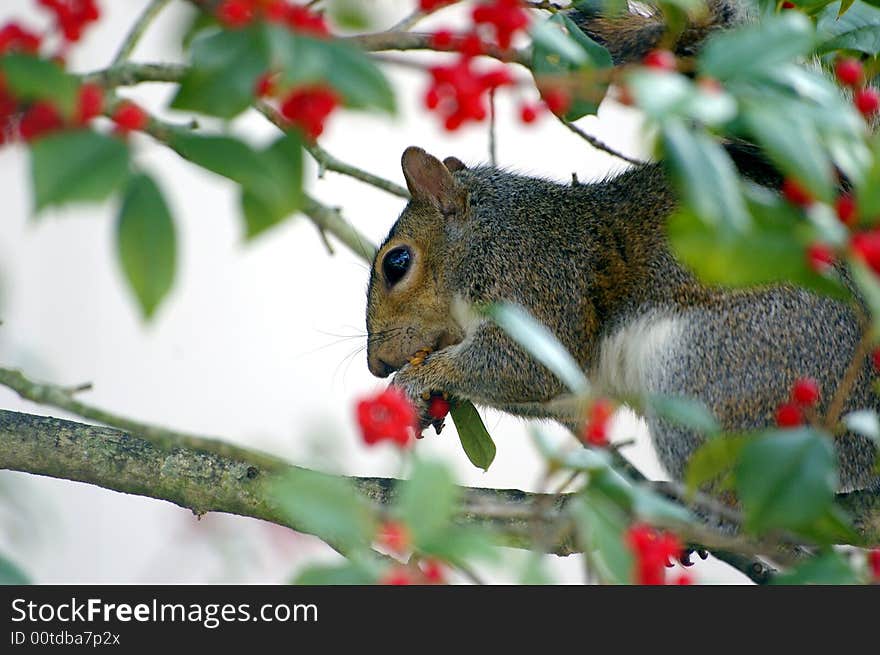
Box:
824 323 873 431
111 0 173 65
560 118 647 167
301 195 378 262
489 88 498 167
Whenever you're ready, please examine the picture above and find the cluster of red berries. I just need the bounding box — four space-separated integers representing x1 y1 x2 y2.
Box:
355 387 417 448
625 523 691 585
775 377 820 428
581 398 615 447
834 57 880 120
215 0 329 36
38 0 100 44
376 520 446 584
422 1 532 130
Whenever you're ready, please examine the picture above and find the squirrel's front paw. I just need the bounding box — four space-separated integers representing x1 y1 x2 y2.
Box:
389 363 447 436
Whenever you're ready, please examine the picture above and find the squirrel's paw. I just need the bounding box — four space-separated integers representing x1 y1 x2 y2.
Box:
389 362 444 435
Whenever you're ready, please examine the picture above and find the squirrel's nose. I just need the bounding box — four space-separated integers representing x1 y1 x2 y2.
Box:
368 354 395 378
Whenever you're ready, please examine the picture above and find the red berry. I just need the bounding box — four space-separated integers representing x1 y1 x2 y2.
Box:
582 398 615 447
75 83 103 125
459 32 484 58
285 6 330 37
781 178 813 207
421 559 446 584
806 243 835 274
835 58 864 88
428 396 450 420
280 85 339 141
254 72 277 98
356 387 416 448
430 29 454 49
542 87 571 116
781 1 796 8
472 0 530 50
872 348 880 372
19 101 63 141
643 49 676 71
380 567 412 585
519 103 539 123
216 0 255 27
420 0 455 10
112 102 148 134
377 521 410 554
792 377 820 407
625 523 683 585
0 22 42 54
855 87 880 119
776 402 803 428
835 193 857 227
674 572 694 585
852 230 880 275
869 549 880 582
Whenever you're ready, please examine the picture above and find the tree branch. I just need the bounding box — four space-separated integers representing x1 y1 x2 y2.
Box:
111 0 173 65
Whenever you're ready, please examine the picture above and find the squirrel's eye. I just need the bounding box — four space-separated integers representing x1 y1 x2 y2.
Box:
382 246 412 286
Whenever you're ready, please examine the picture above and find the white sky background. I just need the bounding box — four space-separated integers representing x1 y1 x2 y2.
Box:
0 0 747 583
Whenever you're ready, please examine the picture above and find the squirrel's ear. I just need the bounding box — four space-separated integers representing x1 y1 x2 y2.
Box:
401 146 466 217
443 156 466 172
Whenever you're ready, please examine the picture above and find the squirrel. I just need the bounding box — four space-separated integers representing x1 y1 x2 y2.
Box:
364 1 880 493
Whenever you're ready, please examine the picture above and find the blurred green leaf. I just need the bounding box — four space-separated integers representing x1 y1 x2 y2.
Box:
855 135 880 221
486 303 589 394
266 25 394 113
736 428 837 534
172 27 269 119
397 459 459 548
294 560 377 585
661 119 750 233
272 467 375 551
685 434 749 494
699 13 815 81
796 504 862 545
0 54 79 116
241 133 304 239
627 70 736 126
450 400 496 471
530 13 612 120
849 260 880 335
31 130 130 212
648 395 720 434
518 552 556 585
0 553 29 585
116 174 177 320
817 1 880 54
572 491 634 584
771 550 858 584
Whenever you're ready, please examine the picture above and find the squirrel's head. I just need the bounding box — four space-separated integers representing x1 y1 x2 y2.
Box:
365 146 469 378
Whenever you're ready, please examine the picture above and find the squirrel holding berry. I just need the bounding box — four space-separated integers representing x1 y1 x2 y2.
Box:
365 1 880 493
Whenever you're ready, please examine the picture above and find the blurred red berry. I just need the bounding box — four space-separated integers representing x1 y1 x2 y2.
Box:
459 32 484 58
541 87 571 116
356 387 417 447
254 71 277 98
855 87 880 118
216 0 255 27
625 523 683 585
378 521 410 554
75 83 103 125
519 103 539 123
38 0 100 42
852 229 880 275
869 549 880 582
0 22 42 54
421 559 446 584
472 0 530 50
425 59 512 130
430 29 454 49
835 58 864 88
280 85 339 141
420 0 454 10
873 348 880 372
835 193 857 227
781 178 813 207
428 396 450 420
582 398 615 447
781 1 796 8
643 49 676 71
776 402 803 428
380 568 412 585
806 243 834 274
112 102 148 134
19 101 63 141
791 377 820 407
674 572 694 585
286 5 329 37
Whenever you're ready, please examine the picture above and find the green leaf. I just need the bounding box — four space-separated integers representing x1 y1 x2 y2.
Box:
796 504 863 545
685 434 750 493
265 25 394 113
648 394 720 434
572 491 634 584
0 553 29 585
742 100 835 203
699 13 815 81
817 1 880 55
736 428 837 534
661 119 750 234
849 260 880 335
294 561 376 585
855 134 880 221
31 130 130 212
839 0 858 16
530 13 612 120
240 133 304 239
172 27 269 119
485 302 589 394
0 54 79 116
450 400 496 471
116 174 177 320
397 459 459 548
771 550 858 585
272 468 374 550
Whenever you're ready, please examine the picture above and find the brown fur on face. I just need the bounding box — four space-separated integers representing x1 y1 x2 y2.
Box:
365 147 467 377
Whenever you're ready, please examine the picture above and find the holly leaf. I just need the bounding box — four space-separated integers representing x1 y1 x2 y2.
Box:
240 133 304 239
771 550 858 584
0 54 79 116
817 1 880 55
397 459 459 549
450 400 496 471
